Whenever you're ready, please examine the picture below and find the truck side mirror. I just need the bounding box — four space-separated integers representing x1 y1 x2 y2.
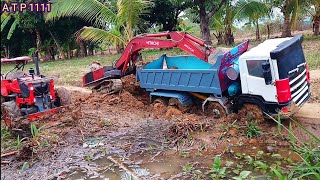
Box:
262 61 272 85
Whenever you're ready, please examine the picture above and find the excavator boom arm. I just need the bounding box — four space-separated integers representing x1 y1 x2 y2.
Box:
115 31 214 74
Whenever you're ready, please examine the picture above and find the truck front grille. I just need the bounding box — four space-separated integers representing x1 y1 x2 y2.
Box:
288 63 310 106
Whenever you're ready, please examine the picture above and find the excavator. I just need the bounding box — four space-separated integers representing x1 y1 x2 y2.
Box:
82 31 218 92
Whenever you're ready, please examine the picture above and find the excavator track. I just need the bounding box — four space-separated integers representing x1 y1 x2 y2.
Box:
92 79 123 94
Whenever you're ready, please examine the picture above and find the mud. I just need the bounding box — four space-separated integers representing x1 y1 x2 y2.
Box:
309 77 320 103
1 74 320 179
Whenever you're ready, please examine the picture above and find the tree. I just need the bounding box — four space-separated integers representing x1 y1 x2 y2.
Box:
192 0 227 45
143 0 193 31
17 12 46 57
236 0 270 41
309 0 320 35
46 0 152 48
272 0 300 37
209 9 225 45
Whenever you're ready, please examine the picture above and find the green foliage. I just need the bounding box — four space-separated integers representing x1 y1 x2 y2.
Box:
46 0 117 27
30 124 45 139
143 0 193 31
232 170 251 180
265 113 320 179
30 124 39 138
277 113 282 134
15 135 23 149
1 125 19 152
28 48 37 57
47 0 152 46
246 121 261 138
209 155 228 179
182 164 192 172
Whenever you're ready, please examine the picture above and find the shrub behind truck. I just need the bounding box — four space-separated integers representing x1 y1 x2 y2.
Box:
136 34 310 119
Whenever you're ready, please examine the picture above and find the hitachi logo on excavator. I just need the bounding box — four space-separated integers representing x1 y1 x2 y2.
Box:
184 44 195 52
146 41 159 46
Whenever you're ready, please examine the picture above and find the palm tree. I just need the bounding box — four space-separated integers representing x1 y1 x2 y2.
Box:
46 0 152 48
274 0 301 37
236 0 270 41
210 0 269 45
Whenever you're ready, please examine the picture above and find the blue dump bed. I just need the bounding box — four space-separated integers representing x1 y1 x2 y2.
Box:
136 55 223 95
136 41 249 96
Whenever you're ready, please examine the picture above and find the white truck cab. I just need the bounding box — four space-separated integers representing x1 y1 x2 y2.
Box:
238 35 310 117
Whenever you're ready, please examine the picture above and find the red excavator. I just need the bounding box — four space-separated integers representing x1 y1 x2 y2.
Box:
82 31 217 90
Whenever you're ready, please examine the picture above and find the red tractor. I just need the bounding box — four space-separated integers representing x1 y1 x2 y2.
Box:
1 53 70 130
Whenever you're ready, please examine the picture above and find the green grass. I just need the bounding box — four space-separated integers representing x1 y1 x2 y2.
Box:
1 125 19 152
302 35 320 70
305 51 320 70
0 50 185 86
1 55 119 86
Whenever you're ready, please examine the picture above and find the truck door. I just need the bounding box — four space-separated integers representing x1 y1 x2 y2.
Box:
244 59 277 102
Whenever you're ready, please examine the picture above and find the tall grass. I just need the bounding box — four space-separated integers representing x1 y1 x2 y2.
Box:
264 113 320 179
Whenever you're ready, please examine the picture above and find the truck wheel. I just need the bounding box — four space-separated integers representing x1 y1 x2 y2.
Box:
168 98 190 112
153 97 168 106
239 104 264 123
205 102 227 119
55 87 72 106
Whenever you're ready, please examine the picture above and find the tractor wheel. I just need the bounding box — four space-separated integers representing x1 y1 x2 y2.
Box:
1 101 21 127
1 96 5 116
205 101 227 119
1 95 5 104
55 87 72 106
168 98 190 112
238 104 264 123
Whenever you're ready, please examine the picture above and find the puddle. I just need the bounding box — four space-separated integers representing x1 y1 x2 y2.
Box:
58 142 299 179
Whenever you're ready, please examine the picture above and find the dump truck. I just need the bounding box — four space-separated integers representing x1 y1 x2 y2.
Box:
136 34 310 118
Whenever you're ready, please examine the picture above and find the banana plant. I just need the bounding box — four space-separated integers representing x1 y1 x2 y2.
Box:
1 0 24 40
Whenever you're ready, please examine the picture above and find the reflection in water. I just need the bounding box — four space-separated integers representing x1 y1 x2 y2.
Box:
63 143 298 179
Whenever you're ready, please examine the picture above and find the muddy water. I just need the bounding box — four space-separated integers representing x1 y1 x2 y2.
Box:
59 142 297 180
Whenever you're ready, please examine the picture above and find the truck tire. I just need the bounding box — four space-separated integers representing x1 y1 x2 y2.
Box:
153 97 168 106
55 87 72 106
168 98 190 112
239 104 264 123
205 102 227 119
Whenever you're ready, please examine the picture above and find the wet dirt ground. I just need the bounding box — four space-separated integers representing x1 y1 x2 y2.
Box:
1 72 319 180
